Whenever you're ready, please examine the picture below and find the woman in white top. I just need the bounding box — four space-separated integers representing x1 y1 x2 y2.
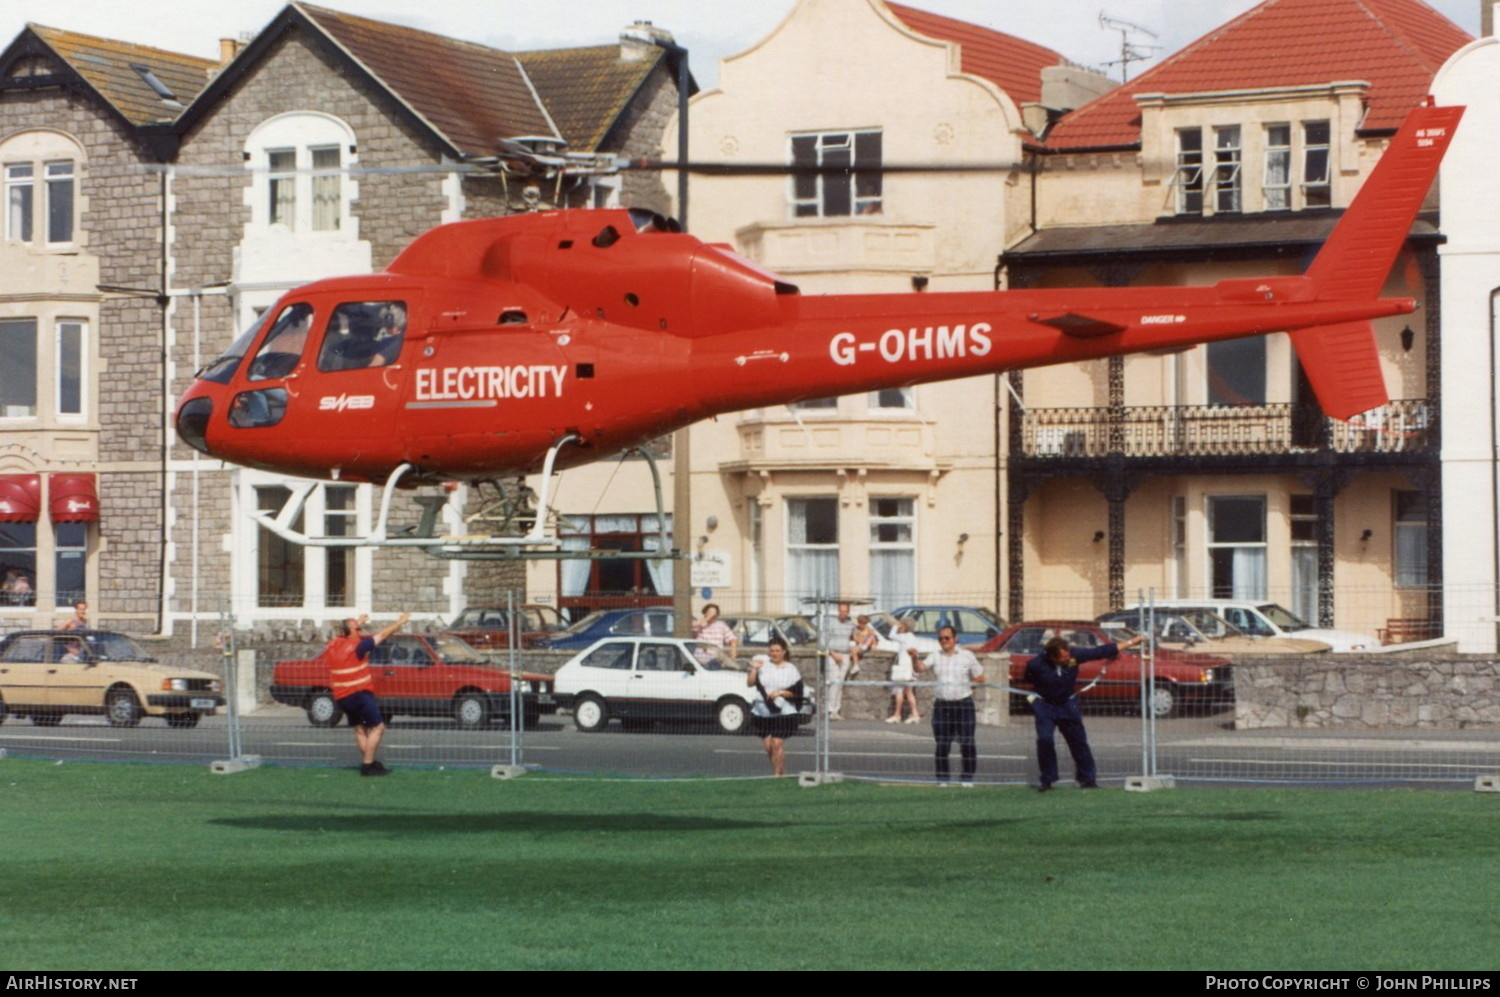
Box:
885 618 921 724
748 637 803 777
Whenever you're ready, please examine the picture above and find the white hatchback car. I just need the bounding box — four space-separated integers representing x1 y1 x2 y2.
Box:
1121 600 1378 652
553 638 813 734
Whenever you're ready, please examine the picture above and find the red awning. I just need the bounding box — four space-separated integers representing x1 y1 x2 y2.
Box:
0 474 41 522
49 473 99 522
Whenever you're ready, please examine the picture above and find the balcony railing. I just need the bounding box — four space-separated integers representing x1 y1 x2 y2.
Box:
1019 399 1430 459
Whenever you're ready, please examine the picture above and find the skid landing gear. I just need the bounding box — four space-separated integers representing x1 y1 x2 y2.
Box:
246 434 677 561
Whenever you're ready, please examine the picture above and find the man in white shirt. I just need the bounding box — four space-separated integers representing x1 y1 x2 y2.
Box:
913 625 985 786
820 602 855 720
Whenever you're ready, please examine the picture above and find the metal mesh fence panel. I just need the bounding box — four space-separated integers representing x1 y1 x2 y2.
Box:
3 592 1499 789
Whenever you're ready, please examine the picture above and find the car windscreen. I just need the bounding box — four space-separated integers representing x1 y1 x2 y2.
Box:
1180 611 1245 638
521 608 563 631
686 642 743 671
429 636 486 663
777 617 818 644
1258 603 1310 631
556 611 607 637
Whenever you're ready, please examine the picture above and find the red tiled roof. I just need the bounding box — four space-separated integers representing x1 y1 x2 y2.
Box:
1045 0 1471 151
21 25 216 126
296 3 558 156
886 2 1065 107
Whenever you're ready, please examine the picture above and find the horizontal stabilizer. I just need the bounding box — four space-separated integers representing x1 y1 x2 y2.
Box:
1288 321 1387 421
1037 312 1128 337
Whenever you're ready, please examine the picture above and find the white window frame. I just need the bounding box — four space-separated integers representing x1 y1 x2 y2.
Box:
1206 336 1268 407
1264 123 1291 210
1290 493 1318 621
788 396 839 413
44 159 75 246
267 148 296 229
245 113 357 238
55 319 86 421
868 497 916 609
1171 495 1188 597
5 162 34 242
1206 494 1268 600
0 318 37 420
1302 120 1331 208
1213 126 1242 214
309 145 342 232
868 386 914 412
0 132 83 250
1394 490 1427 588
785 497 839 613
234 470 373 618
789 130 882 219
1175 128 1204 215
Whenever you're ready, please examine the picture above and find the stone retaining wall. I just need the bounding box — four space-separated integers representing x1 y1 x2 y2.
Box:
1234 655 1500 729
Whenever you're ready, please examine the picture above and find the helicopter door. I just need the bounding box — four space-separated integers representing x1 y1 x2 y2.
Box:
304 297 413 449
402 311 572 474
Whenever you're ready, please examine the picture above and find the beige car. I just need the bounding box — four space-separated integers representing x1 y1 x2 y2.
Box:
0 630 224 728
1098 610 1330 655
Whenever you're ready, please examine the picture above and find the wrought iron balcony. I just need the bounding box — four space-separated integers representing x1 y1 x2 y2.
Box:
1019 399 1430 459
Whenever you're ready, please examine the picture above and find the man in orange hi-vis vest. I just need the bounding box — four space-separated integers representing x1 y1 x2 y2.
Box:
324 611 410 776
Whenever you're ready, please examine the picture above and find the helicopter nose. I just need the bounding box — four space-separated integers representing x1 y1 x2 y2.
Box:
176 396 214 456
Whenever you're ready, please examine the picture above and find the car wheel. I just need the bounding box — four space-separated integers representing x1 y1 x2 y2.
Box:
716 697 750 735
573 694 608 732
0 694 6 725
306 690 343 728
1147 682 1177 719
106 689 142 728
453 693 490 729
522 708 541 731
32 713 62 726
164 712 200 729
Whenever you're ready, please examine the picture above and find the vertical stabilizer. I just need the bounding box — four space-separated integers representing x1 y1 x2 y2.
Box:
1292 102 1462 419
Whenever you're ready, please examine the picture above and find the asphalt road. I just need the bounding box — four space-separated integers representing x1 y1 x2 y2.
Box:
1 706 1496 788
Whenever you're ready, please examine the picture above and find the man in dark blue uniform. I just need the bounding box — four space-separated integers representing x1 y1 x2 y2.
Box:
1024 633 1144 791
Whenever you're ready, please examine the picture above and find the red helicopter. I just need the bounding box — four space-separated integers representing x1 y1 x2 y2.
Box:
175 103 1460 552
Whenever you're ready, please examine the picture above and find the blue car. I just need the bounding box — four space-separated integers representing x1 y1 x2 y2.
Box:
888 605 1007 646
535 609 677 651
537 609 820 652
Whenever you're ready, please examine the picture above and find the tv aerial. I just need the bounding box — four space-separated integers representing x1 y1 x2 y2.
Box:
1098 10 1160 83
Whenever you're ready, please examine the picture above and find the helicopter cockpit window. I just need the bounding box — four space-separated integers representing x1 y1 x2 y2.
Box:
228 387 288 428
197 309 273 385
247 303 314 381
627 208 681 233
317 301 407 372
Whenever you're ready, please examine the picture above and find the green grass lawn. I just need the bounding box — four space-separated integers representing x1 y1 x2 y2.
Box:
2 759 1495 971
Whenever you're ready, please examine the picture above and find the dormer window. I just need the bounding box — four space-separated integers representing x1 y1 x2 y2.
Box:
1175 129 1203 214
1264 124 1292 209
1213 127 1241 214
1303 121 1330 208
1178 120 1330 215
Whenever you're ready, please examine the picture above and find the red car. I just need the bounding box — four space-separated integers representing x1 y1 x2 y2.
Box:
979 621 1233 718
271 633 557 729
